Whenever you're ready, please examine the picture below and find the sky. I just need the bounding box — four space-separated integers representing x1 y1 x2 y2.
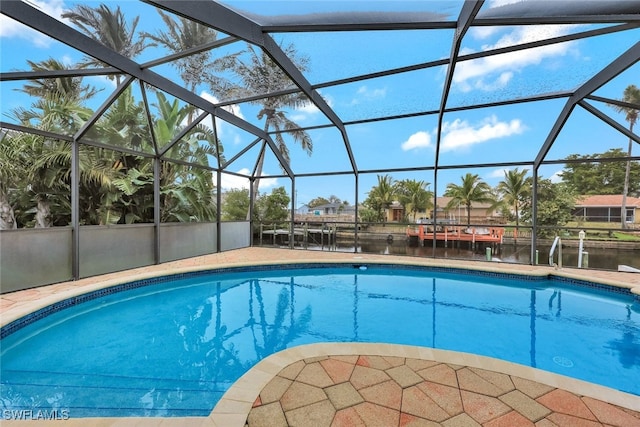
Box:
1 0 638 208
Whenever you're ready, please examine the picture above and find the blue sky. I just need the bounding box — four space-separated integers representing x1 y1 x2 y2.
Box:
1 0 638 207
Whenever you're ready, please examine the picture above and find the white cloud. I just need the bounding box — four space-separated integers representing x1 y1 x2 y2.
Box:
289 96 331 122
221 168 278 191
61 54 73 66
470 26 500 40
488 0 521 8
357 86 387 98
0 0 66 48
257 176 278 190
351 85 387 105
455 24 577 92
488 168 509 179
221 169 250 190
469 0 520 40
401 131 432 151
287 92 338 123
200 91 244 120
440 115 525 152
549 170 563 183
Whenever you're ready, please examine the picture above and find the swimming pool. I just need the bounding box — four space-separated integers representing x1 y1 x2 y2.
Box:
1 264 639 417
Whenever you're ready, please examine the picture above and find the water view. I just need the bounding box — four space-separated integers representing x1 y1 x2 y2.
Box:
277 240 640 271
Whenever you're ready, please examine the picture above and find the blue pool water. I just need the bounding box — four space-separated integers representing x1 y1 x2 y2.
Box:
1 265 639 417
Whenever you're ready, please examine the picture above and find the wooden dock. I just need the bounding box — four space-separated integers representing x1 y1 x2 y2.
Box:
406 225 504 249
259 224 337 249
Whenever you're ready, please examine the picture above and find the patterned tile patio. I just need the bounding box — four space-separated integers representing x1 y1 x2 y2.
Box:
228 343 640 427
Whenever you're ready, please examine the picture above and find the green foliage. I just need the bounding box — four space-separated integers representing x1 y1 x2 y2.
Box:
612 232 640 242
17 58 101 102
2 81 220 226
222 188 250 221
358 207 379 223
493 168 531 228
561 149 640 196
142 9 218 93
521 178 577 237
394 179 433 222
444 173 494 225
208 43 312 210
307 197 330 208
255 186 290 222
62 3 147 78
307 195 344 208
363 174 395 223
2 57 116 228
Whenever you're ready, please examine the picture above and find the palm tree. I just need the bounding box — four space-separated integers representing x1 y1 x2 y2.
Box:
62 4 147 84
142 10 218 96
152 93 220 222
610 84 640 229
82 86 151 224
249 281 312 358
209 44 312 216
0 128 121 228
17 58 100 102
444 173 494 226
496 168 530 228
5 58 110 228
365 174 396 223
12 58 99 136
0 131 23 229
395 179 433 222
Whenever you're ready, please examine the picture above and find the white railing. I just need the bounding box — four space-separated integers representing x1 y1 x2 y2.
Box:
548 236 562 268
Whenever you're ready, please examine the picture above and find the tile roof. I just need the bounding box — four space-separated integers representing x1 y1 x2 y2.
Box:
576 195 640 207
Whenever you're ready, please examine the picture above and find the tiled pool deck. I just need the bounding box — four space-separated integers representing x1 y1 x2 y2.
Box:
2 247 640 426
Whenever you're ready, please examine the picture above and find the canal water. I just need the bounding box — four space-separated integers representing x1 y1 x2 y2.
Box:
290 240 640 271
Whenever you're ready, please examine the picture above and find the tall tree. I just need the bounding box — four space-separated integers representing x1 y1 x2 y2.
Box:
610 84 640 228
209 44 312 217
153 92 220 222
307 195 344 208
495 168 531 230
0 132 24 229
521 178 576 238
84 89 220 224
17 58 100 102
254 186 290 222
221 188 250 221
307 197 330 208
560 149 640 196
62 4 147 84
394 179 433 222
11 60 95 137
444 173 494 226
364 174 396 223
142 10 217 94
4 58 112 228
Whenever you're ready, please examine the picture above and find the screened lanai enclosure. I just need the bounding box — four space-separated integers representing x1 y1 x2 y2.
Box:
1 0 639 291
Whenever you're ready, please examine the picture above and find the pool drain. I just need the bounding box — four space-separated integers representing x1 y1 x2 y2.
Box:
553 356 574 368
